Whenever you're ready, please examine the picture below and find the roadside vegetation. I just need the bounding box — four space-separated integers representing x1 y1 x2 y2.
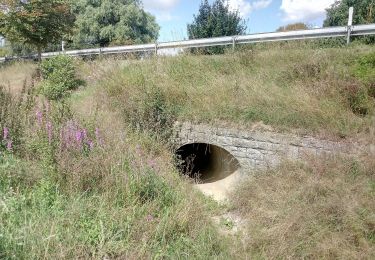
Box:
1 42 374 258
0 56 228 258
231 156 375 259
101 44 375 139
0 0 374 258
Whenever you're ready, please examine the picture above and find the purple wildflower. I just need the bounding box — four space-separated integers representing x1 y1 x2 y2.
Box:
6 140 12 151
76 130 83 143
46 121 53 143
3 127 9 140
76 130 86 150
36 110 43 126
82 129 87 140
146 214 154 222
87 140 94 150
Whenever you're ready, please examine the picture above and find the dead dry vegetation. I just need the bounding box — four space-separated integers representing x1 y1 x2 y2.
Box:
0 61 36 94
0 44 374 259
230 157 375 259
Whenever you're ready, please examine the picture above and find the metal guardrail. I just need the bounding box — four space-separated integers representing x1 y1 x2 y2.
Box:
1 23 375 62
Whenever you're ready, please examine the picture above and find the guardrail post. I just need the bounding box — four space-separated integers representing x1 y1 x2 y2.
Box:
347 7 354 45
232 36 237 51
154 42 158 56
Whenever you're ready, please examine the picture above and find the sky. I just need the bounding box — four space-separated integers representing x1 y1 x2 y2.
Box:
142 0 338 42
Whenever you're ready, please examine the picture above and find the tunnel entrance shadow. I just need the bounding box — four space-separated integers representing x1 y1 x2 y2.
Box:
175 143 240 184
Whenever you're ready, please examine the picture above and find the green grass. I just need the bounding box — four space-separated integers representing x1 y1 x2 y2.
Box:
0 72 229 258
0 152 229 259
1 43 374 259
99 45 375 138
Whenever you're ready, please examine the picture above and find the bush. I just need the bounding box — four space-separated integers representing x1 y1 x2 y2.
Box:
40 55 83 100
0 47 10 57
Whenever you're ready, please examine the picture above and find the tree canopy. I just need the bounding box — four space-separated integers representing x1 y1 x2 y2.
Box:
0 0 75 60
324 0 375 26
71 0 159 48
187 0 246 54
277 23 309 32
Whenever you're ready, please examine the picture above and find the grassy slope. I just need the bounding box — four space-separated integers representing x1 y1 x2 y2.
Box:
230 158 375 259
1 154 227 259
0 61 229 258
1 44 374 259
0 61 36 95
101 44 375 139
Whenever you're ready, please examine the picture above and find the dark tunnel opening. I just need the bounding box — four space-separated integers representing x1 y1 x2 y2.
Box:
175 143 240 184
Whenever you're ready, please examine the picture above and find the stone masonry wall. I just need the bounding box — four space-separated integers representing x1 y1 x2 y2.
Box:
173 122 374 172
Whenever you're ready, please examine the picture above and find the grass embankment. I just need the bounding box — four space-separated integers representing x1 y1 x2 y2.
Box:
100 45 375 138
231 158 375 259
0 61 36 94
0 60 227 258
0 44 374 259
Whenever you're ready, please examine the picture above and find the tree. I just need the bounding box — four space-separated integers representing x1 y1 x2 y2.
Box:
277 23 309 32
324 0 374 26
0 0 75 61
187 0 247 54
324 0 375 43
71 0 159 48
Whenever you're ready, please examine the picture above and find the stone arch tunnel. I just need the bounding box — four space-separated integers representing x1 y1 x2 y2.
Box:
175 142 240 184
173 122 370 185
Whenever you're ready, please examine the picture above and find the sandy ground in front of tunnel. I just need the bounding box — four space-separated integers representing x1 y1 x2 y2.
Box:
196 169 249 238
195 169 243 201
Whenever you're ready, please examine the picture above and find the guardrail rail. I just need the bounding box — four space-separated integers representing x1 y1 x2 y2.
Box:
1 8 375 62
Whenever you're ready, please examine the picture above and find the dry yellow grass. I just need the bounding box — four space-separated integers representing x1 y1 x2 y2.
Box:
230 157 375 259
0 62 36 94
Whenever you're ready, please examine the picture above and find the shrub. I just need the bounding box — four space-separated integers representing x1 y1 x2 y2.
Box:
108 77 177 140
40 55 83 100
0 47 10 57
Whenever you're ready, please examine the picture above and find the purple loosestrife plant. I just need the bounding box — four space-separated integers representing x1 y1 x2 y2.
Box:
36 110 43 127
75 130 82 143
46 121 53 144
3 127 9 140
1 127 12 152
75 130 85 150
146 214 154 222
6 140 12 151
58 120 103 153
87 140 94 150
